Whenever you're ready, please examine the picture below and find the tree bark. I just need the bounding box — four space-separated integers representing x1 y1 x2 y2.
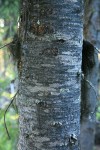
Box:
80 40 98 150
17 0 83 150
84 0 100 48
80 0 99 149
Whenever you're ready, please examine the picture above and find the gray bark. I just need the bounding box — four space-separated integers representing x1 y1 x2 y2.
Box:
80 0 99 149
80 41 98 150
17 0 83 150
84 0 100 48
95 122 100 145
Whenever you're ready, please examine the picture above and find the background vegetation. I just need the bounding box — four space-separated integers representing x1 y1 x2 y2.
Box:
0 0 19 149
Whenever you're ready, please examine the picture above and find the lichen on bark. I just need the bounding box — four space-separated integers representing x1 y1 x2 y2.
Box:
18 0 83 150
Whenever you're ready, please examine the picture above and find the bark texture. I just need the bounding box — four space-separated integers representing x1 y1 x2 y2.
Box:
81 1 99 149
18 0 83 150
84 0 100 48
80 40 98 150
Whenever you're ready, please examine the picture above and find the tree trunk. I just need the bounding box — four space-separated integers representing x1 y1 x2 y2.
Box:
84 0 100 48
17 0 83 150
80 40 98 150
80 0 99 149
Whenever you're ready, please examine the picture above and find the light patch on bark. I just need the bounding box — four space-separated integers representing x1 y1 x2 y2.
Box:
28 85 57 93
58 55 81 67
28 31 82 46
41 64 56 67
49 141 68 147
35 137 50 142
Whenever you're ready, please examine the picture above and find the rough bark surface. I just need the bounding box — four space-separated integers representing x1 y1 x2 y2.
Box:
18 0 83 150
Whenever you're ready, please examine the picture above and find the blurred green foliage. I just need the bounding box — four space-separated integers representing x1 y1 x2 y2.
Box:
0 71 18 150
0 109 18 150
0 0 19 149
96 103 100 121
0 0 19 40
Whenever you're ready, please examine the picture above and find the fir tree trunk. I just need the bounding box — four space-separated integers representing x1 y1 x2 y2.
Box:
17 0 83 150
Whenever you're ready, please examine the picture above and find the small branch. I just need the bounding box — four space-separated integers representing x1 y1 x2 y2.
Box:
4 90 19 139
94 46 100 54
82 74 98 100
0 42 13 50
